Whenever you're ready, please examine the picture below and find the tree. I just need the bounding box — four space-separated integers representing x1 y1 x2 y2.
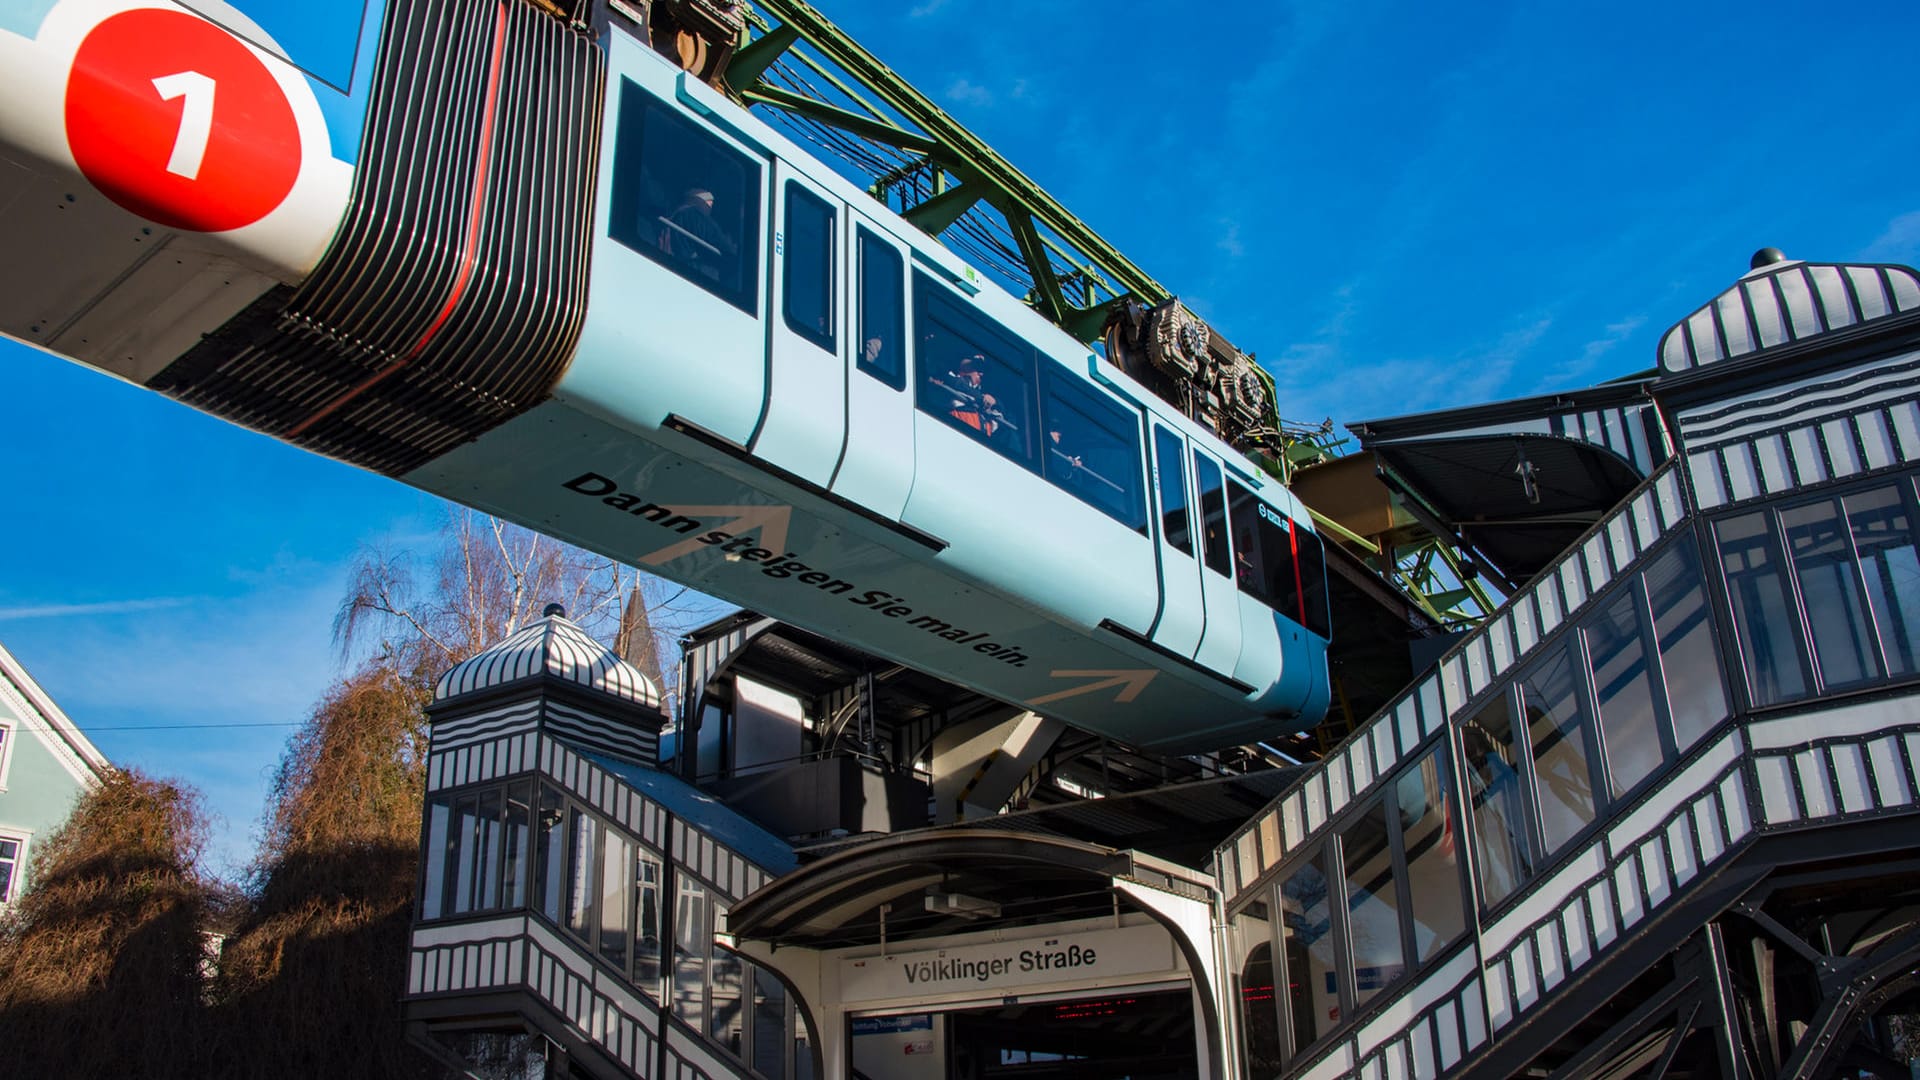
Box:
213 510 706 1077
0 769 218 1077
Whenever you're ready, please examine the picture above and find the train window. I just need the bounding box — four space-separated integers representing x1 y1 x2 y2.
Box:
856 229 904 389
609 81 761 315
1227 480 1304 621
1153 426 1193 555
1039 370 1146 531
1297 529 1331 639
782 184 835 352
913 272 1035 467
1195 453 1231 576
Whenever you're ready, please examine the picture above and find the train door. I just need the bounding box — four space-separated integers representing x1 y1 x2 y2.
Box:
750 168 846 487
1191 450 1244 676
828 216 914 518
1147 425 1205 659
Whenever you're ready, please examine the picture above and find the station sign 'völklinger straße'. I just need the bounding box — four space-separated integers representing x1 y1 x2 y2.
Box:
838 922 1178 1003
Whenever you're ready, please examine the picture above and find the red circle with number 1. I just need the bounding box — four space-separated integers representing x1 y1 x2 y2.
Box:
66 7 302 232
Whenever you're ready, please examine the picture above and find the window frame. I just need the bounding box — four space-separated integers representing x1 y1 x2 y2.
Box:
854 227 905 390
0 829 27 906
0 720 13 791
1036 361 1148 532
1709 472 1920 711
781 181 836 354
1152 425 1194 556
609 79 763 316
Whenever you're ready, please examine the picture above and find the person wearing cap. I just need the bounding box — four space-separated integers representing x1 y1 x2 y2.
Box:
656 186 734 281
946 354 999 437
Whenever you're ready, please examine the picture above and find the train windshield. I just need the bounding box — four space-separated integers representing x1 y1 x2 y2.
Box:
1228 480 1332 637
609 82 761 314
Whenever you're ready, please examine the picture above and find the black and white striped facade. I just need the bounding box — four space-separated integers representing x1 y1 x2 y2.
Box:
1216 256 1920 1080
428 611 668 767
409 614 797 1079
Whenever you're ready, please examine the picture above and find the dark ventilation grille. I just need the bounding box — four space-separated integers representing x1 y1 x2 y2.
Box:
151 0 605 476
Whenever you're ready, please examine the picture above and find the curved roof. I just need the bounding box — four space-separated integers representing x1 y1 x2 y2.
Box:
1659 259 1920 375
434 608 662 709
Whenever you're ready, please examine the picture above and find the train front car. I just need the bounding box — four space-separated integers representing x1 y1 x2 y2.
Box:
0 0 1334 753
0 0 373 379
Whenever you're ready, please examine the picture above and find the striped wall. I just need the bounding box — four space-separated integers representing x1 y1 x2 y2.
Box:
1217 467 1689 904
1547 401 1664 477
1680 348 1920 511
407 915 733 1079
429 687 663 777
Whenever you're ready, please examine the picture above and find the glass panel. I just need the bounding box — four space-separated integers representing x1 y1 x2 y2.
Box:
1588 591 1663 797
1239 939 1282 1076
535 787 566 924
0 839 14 903
1784 498 1882 687
599 831 633 970
1847 485 1920 677
1396 747 1466 961
1342 800 1406 1006
1298 529 1332 638
1040 371 1146 530
635 850 664 996
794 1008 816 1080
674 876 709 1029
752 966 787 1078
1279 852 1336 1050
610 82 760 314
452 794 481 916
1645 543 1729 750
1717 511 1809 706
1519 643 1599 852
782 183 834 352
565 808 596 940
1195 453 1232 577
422 798 451 919
711 929 745 1055
1154 426 1193 555
915 273 1036 466
502 783 531 909
1459 692 1533 906
1228 479 1303 619
855 229 904 389
476 787 503 911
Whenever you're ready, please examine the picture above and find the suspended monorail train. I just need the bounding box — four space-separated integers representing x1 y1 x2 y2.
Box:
0 0 1331 751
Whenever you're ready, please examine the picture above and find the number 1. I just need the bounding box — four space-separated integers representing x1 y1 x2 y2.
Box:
152 70 215 179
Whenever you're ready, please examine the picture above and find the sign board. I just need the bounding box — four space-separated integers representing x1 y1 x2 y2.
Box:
839 922 1177 1004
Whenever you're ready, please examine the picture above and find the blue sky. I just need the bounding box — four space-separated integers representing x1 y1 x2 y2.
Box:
4 0 1919 873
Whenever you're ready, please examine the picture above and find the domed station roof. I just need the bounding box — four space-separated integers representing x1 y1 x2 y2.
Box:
434 602 663 710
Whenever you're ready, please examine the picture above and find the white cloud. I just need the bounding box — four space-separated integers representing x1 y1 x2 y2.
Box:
908 0 950 16
944 77 994 108
0 597 191 621
1862 210 1920 263
1217 221 1245 258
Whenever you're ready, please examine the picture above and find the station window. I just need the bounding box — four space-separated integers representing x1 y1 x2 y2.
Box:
421 780 535 921
1153 426 1193 555
1519 642 1601 854
609 80 761 315
1277 850 1333 1051
1460 691 1534 907
1239 937 1282 1075
1195 453 1232 577
782 184 835 352
1395 748 1465 960
1715 473 1920 709
635 849 665 997
856 229 904 389
914 273 1035 466
1039 369 1146 531
1340 800 1405 1008
674 875 710 1029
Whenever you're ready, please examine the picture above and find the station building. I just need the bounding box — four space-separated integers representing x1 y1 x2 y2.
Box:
403 252 1920 1078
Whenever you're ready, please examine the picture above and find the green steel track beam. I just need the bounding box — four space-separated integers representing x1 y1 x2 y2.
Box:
737 0 1172 345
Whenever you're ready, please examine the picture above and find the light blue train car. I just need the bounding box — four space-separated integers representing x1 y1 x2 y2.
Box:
0 0 1331 751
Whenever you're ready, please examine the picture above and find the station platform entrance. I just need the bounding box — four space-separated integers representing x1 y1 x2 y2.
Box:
851 986 1196 1080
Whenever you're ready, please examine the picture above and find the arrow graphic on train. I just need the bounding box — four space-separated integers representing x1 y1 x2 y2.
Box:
1029 669 1159 706
639 504 793 566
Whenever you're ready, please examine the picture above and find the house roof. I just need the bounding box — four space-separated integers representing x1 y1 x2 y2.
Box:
0 640 111 786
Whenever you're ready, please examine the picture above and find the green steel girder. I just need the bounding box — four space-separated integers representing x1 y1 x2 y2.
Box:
734 0 1172 348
